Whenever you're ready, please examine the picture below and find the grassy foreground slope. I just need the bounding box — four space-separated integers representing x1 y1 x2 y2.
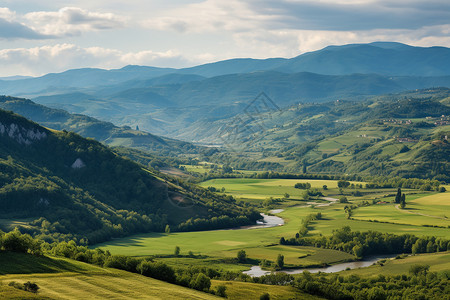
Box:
0 252 219 300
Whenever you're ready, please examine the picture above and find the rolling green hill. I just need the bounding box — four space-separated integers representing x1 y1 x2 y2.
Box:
0 252 220 300
0 95 202 156
0 109 260 244
194 88 450 180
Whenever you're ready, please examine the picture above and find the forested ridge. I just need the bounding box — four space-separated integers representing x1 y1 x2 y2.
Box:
0 109 260 244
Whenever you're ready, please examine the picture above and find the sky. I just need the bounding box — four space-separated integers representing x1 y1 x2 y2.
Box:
0 0 450 77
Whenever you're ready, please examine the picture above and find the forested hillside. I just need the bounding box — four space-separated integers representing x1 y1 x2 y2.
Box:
0 96 202 156
0 109 260 244
197 88 450 181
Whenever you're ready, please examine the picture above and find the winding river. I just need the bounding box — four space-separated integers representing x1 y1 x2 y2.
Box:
243 254 397 277
240 205 395 277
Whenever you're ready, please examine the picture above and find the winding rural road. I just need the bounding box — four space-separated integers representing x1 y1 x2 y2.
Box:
394 204 448 220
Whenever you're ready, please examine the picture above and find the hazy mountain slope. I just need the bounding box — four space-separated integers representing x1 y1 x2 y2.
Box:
275 43 450 76
0 66 177 96
26 71 450 141
0 109 259 243
0 95 201 156
3 42 450 98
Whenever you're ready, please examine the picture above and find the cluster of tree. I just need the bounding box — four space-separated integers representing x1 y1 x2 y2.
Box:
394 188 407 209
177 214 260 232
343 204 357 219
8 281 39 294
298 213 322 237
300 189 324 200
365 176 444 190
197 171 359 183
294 182 311 189
295 266 449 300
280 226 450 258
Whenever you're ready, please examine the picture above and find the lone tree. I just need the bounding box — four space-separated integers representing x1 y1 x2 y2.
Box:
237 250 247 263
276 254 284 269
400 194 406 209
395 188 402 204
339 196 348 203
260 293 271 300
174 246 180 256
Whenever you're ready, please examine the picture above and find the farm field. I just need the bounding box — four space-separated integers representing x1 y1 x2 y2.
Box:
0 253 219 300
339 251 450 277
210 280 323 300
199 178 363 200
353 192 450 227
97 178 449 271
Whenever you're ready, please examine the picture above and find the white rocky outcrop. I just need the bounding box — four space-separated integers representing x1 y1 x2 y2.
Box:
0 122 47 145
71 158 86 169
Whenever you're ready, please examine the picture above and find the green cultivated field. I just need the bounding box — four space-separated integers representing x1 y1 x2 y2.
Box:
340 251 450 277
0 252 219 300
97 179 449 272
353 192 450 227
210 280 323 300
199 178 362 200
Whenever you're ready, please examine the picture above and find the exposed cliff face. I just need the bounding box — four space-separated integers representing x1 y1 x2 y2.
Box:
0 122 47 145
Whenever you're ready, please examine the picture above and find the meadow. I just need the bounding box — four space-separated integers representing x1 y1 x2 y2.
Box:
341 251 450 277
97 178 449 272
199 178 360 201
210 280 322 300
0 252 219 300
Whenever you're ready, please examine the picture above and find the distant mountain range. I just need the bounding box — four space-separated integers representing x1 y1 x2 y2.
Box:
1 42 450 142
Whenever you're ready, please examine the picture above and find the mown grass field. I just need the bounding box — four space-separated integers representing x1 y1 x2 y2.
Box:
210 280 323 300
199 178 363 200
340 251 450 277
0 252 219 300
353 192 450 227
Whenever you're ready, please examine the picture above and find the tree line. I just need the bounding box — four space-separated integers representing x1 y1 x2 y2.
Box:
281 226 450 258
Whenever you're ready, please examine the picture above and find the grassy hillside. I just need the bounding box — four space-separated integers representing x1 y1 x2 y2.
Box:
0 252 219 300
0 109 259 243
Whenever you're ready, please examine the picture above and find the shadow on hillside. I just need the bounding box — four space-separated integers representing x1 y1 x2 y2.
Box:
98 233 166 247
0 251 90 275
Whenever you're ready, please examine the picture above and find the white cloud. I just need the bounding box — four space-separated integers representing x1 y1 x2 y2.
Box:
0 44 202 76
0 7 53 39
143 0 450 34
143 0 274 33
0 7 16 21
231 24 450 58
24 7 126 36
